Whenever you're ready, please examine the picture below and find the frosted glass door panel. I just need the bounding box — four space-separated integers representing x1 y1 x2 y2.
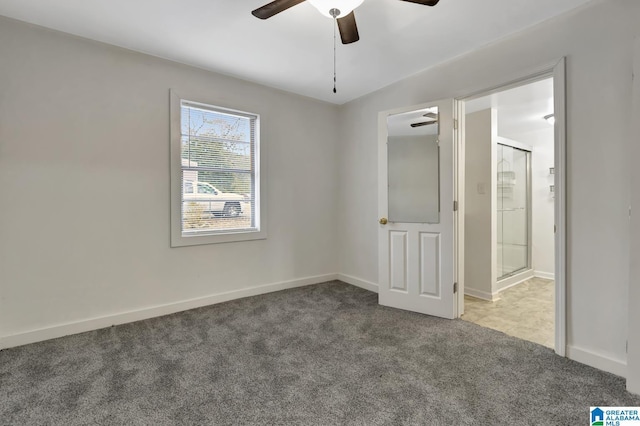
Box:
387 107 440 223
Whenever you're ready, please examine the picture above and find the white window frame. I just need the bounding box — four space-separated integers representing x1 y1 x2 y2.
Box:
170 90 267 247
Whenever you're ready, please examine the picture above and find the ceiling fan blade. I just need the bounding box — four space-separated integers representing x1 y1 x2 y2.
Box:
411 120 437 128
399 0 440 6
337 12 360 44
251 0 306 19
423 112 438 119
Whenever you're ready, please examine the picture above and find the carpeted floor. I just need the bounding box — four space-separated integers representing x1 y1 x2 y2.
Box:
1 281 638 425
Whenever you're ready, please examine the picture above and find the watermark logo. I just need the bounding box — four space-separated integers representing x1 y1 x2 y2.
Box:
591 407 604 426
590 407 640 426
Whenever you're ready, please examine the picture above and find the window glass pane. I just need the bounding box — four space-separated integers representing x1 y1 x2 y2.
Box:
186 136 252 171
179 101 257 237
182 106 251 143
172 92 264 247
181 172 254 234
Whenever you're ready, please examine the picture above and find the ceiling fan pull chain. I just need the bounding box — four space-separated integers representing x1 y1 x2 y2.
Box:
333 15 337 94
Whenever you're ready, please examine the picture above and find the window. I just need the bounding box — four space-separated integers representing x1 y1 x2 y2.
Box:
170 91 265 246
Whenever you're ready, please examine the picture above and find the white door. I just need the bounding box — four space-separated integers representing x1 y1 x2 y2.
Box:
378 99 457 319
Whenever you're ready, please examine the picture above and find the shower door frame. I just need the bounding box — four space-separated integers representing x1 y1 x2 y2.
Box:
495 137 533 282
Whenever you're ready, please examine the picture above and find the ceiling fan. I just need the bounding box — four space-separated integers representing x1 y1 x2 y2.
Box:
411 111 438 127
251 0 440 44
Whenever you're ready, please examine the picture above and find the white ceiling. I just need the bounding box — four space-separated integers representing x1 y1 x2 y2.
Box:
466 77 554 139
0 0 592 104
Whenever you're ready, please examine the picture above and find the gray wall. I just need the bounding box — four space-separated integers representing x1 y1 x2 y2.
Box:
628 36 640 394
0 17 339 343
464 109 495 299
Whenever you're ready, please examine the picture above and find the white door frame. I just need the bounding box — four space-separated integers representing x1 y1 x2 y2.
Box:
455 57 567 356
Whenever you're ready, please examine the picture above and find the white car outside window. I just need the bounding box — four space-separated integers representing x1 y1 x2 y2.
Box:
183 181 246 217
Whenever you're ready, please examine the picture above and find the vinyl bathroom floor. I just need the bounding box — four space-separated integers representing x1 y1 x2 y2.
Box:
461 277 554 348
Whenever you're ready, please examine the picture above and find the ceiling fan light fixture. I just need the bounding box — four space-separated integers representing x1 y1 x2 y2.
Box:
308 0 364 18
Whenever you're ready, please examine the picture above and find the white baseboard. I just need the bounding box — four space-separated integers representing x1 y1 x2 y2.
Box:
497 269 534 292
566 345 627 378
464 287 499 301
0 273 338 350
338 273 379 293
534 270 555 280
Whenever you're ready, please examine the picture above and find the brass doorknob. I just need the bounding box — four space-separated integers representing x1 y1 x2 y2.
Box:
379 217 388 225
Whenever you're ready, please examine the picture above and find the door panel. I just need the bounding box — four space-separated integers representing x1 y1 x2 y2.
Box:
389 231 408 291
419 232 440 297
378 99 456 319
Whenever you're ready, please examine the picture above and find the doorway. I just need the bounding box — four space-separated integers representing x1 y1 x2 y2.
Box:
375 59 567 355
460 77 558 349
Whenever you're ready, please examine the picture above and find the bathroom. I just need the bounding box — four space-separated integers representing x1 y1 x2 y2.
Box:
461 78 556 348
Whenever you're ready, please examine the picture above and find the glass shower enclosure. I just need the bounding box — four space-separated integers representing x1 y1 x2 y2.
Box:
497 143 531 280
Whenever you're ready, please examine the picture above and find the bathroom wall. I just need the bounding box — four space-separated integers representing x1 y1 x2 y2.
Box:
464 109 496 300
508 128 555 279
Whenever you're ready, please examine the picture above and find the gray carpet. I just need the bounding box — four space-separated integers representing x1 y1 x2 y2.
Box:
1 281 638 425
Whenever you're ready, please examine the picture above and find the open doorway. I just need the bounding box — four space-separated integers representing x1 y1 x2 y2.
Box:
460 77 556 349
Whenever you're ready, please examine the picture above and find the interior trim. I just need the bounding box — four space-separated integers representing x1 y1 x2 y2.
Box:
338 273 379 293
566 345 627 378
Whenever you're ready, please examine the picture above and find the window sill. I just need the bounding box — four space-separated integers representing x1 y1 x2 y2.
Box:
171 228 267 247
